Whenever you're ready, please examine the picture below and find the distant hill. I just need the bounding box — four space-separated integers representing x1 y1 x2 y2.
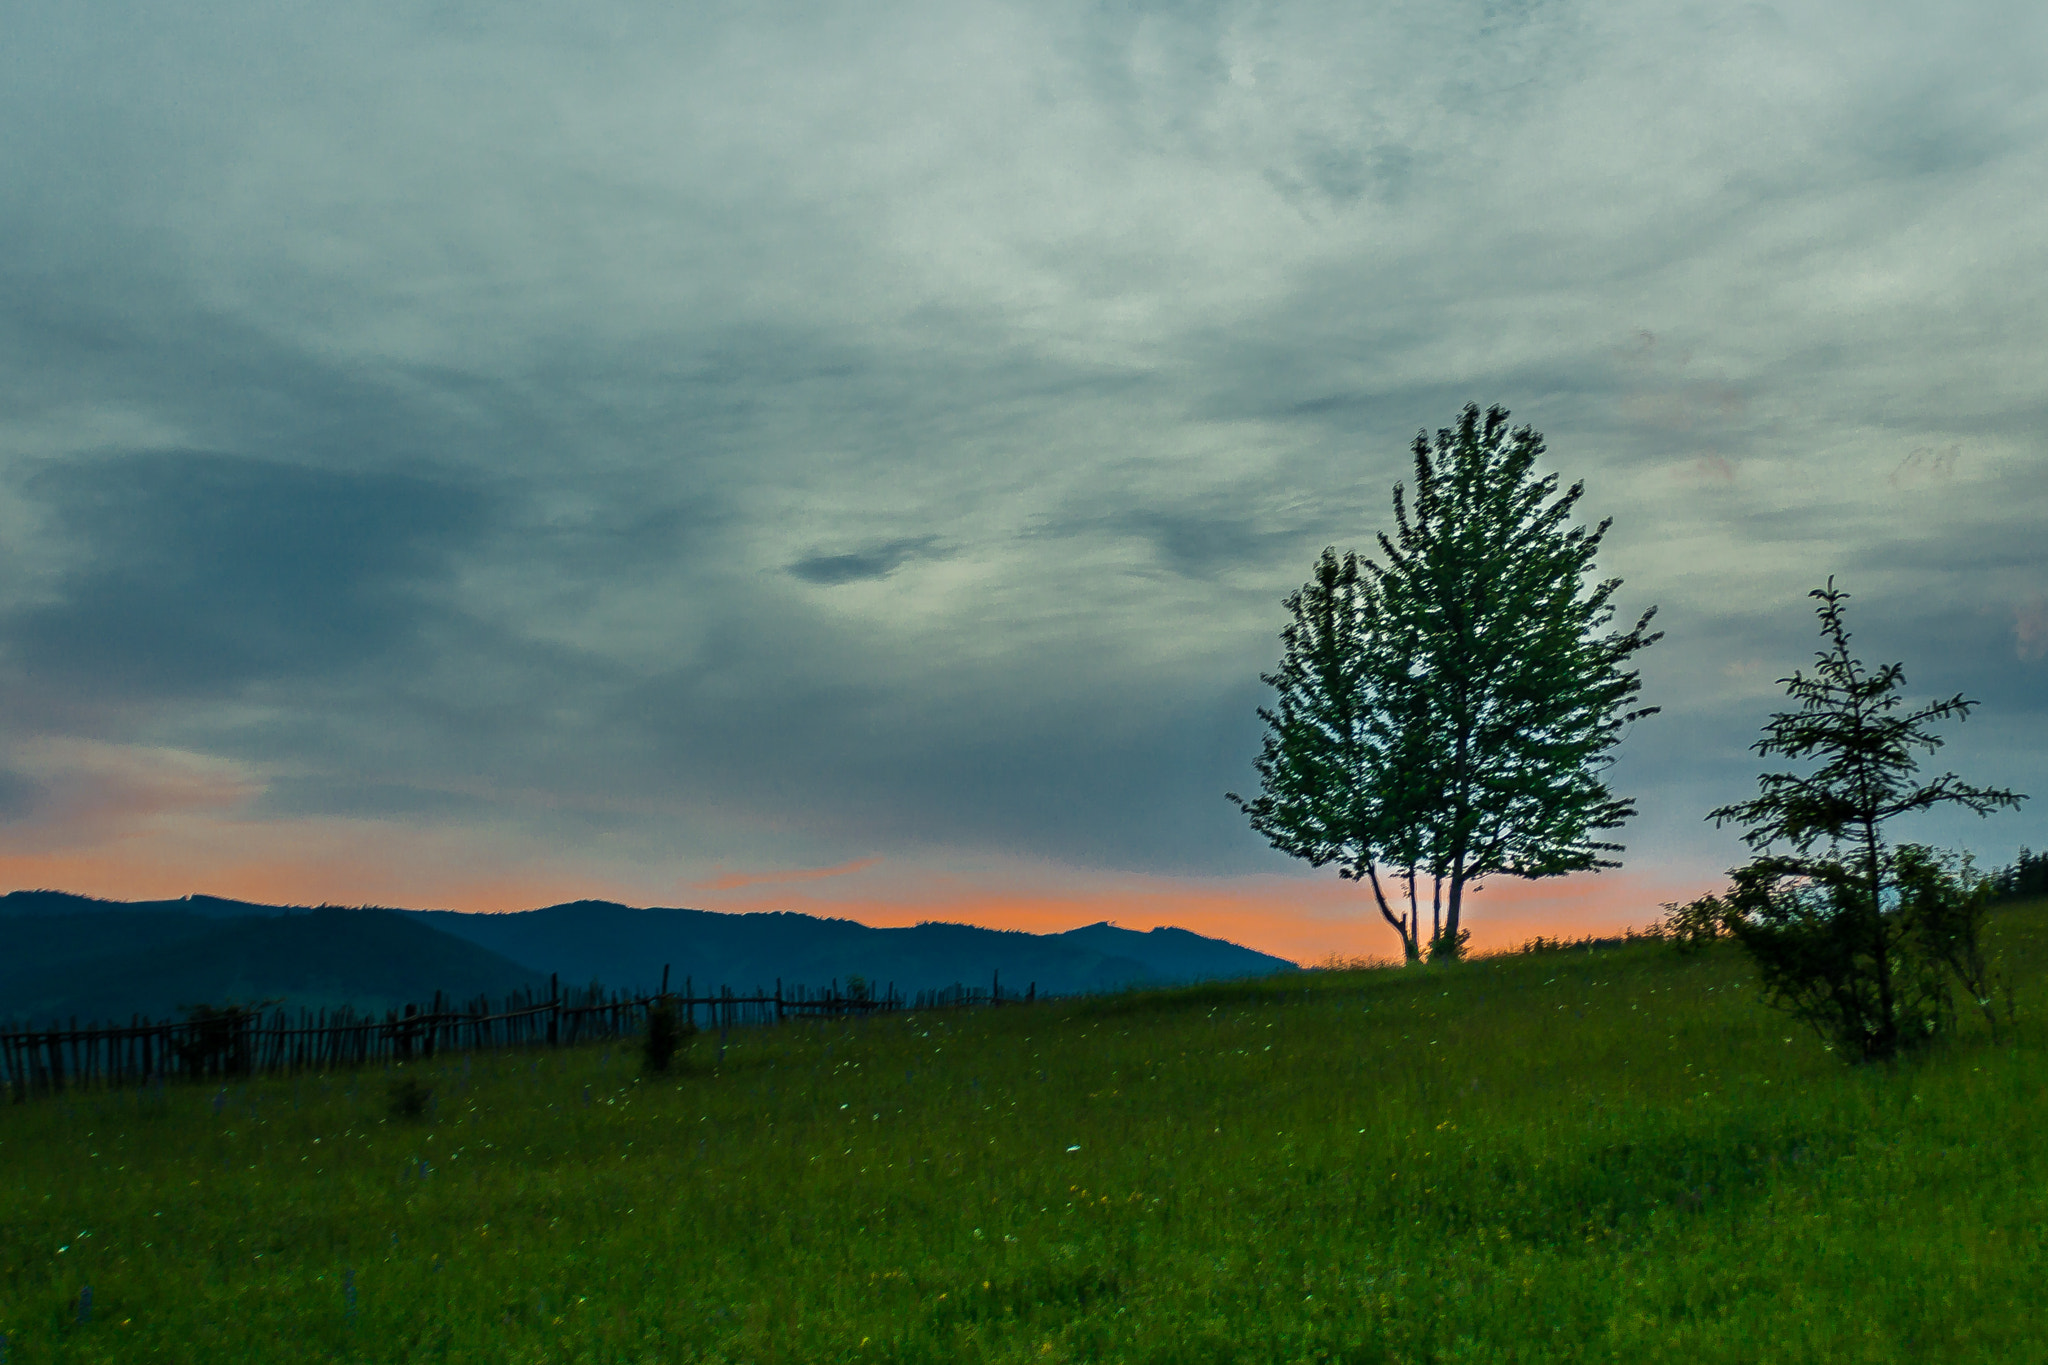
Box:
0 892 1297 1027
0 907 545 1027
0 890 301 919
408 901 1297 1000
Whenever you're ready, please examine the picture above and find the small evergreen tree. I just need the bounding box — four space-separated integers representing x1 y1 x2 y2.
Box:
1708 580 2025 1060
1990 847 2048 904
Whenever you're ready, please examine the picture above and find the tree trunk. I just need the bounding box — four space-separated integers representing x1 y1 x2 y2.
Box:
1440 681 1472 958
1367 867 1421 965
1863 817 1896 1058
1444 868 1465 957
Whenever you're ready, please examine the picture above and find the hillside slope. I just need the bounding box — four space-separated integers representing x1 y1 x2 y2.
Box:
3 901 2041 1362
0 890 301 919
0 907 546 1026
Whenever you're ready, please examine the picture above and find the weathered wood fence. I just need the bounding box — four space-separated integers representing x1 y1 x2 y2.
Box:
1 968 1034 1100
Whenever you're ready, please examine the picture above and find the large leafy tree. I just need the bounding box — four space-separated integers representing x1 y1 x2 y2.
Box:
1708 580 2025 1060
1371 404 1661 957
1232 403 1660 961
1227 549 1434 963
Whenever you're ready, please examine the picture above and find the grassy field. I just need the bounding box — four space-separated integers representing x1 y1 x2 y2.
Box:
3 902 2045 1364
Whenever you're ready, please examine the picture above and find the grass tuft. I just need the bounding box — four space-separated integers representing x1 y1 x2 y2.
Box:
385 1072 432 1123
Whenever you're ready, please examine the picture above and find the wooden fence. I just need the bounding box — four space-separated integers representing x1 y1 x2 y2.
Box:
0 969 1034 1100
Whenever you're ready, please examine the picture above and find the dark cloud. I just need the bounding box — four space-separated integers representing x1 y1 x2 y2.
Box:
788 537 946 586
5 452 489 700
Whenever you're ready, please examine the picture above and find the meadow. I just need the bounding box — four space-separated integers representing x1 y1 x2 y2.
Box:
2 902 2044 1364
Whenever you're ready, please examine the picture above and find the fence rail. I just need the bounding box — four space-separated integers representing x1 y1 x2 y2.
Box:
1 968 1034 1101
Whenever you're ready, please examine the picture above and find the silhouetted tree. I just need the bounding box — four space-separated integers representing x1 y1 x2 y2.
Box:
1228 549 1434 963
1709 580 2025 1060
1990 847 2048 904
1232 404 1660 962
1375 404 1660 958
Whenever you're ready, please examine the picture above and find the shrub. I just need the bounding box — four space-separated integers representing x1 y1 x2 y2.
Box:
643 996 697 1074
1895 845 2005 1035
173 1003 267 1079
387 1073 433 1121
1660 894 1734 952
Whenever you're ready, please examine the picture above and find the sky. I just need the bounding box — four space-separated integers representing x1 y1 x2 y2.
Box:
2 0 2043 965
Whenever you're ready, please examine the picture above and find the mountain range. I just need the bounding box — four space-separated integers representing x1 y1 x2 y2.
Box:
0 891 1297 1027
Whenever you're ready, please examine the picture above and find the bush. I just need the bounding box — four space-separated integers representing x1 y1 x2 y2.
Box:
387 1072 433 1121
643 996 697 1074
173 1003 268 1078
1660 894 1734 952
1895 845 2005 1034
1515 926 1666 955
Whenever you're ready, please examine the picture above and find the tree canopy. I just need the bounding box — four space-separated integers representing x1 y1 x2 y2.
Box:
1232 403 1660 961
1228 547 1433 961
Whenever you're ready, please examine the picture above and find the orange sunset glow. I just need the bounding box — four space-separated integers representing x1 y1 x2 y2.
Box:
0 804 1707 967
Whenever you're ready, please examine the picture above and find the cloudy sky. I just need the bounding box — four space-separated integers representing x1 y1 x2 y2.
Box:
2 0 2042 962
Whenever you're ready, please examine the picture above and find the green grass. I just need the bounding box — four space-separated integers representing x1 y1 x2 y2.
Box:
4 904 2047 1364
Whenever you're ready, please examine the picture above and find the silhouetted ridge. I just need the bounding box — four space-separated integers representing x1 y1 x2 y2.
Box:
0 906 542 1026
2 892 1296 1025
